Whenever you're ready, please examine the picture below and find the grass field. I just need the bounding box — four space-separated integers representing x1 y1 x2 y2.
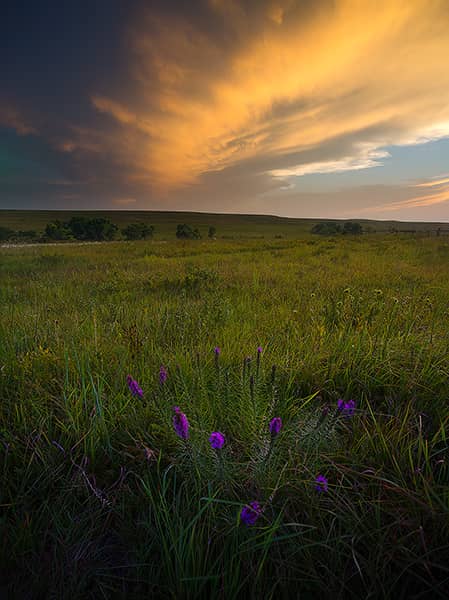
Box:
1 224 449 598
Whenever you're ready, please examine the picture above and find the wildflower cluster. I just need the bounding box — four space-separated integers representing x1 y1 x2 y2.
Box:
125 353 356 527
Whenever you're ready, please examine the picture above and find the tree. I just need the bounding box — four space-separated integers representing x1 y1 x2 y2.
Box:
0 227 15 241
311 222 342 235
208 226 216 238
45 221 72 240
17 230 37 240
176 224 201 239
122 222 155 240
66 217 118 241
342 221 363 235
311 221 363 235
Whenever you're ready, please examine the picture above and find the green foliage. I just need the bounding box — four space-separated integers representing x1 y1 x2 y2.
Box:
343 221 363 234
16 229 38 239
45 220 72 240
311 221 342 235
312 221 363 235
176 223 202 239
208 226 217 238
0 226 15 241
43 217 119 241
1 235 449 597
67 216 118 241
122 222 155 240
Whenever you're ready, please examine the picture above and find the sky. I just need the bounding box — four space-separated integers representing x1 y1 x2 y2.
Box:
2 0 449 221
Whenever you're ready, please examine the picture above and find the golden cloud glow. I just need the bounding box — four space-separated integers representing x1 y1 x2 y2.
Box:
91 0 449 190
365 174 449 214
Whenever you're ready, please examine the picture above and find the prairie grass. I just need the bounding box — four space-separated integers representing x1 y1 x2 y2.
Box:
1 235 449 598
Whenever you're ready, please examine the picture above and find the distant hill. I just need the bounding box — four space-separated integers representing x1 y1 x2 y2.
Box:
1 209 448 239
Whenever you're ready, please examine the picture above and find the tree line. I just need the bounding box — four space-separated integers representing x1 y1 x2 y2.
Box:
0 218 218 243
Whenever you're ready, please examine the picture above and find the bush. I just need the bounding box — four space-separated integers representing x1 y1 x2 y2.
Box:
342 221 363 235
0 226 15 241
67 217 118 241
17 230 38 240
208 226 216 238
311 222 342 235
122 223 155 240
311 221 363 235
176 224 201 239
45 221 72 241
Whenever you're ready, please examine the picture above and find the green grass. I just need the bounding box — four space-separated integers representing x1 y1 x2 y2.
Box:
1 234 449 598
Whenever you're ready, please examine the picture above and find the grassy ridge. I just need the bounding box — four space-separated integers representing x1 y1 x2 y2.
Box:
1 235 449 598
1 209 449 238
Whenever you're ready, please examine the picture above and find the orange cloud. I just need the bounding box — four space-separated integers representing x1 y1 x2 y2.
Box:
367 175 449 214
90 0 449 190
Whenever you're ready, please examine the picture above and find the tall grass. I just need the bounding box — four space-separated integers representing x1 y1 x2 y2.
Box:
1 235 449 598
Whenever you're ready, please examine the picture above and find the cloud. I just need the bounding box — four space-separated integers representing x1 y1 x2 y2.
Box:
86 0 449 193
4 0 449 216
113 197 137 206
0 103 38 136
378 175 449 212
269 146 390 178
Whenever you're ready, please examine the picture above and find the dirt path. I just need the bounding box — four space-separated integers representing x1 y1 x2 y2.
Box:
0 241 106 249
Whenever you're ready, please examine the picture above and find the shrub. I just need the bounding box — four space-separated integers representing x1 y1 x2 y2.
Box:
342 221 363 235
67 217 118 241
311 222 342 235
122 223 155 240
176 224 201 239
45 221 72 240
311 221 363 235
0 226 15 241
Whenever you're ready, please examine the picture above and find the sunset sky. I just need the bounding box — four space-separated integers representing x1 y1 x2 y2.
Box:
2 0 449 220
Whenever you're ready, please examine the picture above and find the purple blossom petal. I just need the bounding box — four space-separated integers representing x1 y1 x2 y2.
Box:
127 375 143 398
269 417 282 437
209 431 225 449
159 365 168 385
173 406 189 439
315 474 328 493
240 501 262 526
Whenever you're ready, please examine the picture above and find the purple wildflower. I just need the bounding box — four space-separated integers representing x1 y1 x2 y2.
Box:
315 474 328 493
159 365 168 385
269 417 282 437
257 346 262 354
337 399 356 417
173 406 189 439
214 347 221 356
209 431 225 449
240 501 262 526
127 375 143 398
344 399 356 416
